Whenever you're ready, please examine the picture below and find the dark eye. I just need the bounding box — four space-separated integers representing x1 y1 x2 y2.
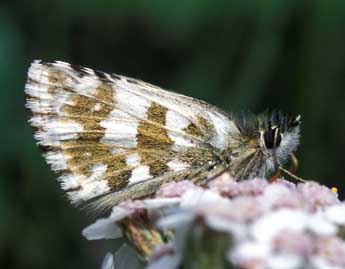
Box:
264 128 282 149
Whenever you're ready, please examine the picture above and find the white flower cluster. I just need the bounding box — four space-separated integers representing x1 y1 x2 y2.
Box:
82 174 345 269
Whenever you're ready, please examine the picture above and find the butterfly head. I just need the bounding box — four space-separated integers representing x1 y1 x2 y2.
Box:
231 111 301 179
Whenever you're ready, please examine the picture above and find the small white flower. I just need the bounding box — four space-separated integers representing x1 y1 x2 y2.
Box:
157 210 196 230
251 209 308 243
179 187 215 208
324 203 345 225
265 254 303 269
310 256 343 269
82 176 345 269
205 216 247 239
157 180 196 197
82 218 122 240
101 253 114 269
262 182 292 205
307 214 337 236
109 204 136 222
231 241 271 262
147 254 181 269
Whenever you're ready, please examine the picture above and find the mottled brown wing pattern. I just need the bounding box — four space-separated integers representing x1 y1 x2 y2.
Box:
25 60 238 207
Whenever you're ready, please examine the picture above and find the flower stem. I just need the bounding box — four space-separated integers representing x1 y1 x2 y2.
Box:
183 222 234 269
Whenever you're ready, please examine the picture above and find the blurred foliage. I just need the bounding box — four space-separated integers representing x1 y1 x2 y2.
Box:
1 0 345 268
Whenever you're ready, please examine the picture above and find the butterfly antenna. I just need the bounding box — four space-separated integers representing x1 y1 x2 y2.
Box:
278 166 307 183
273 144 307 183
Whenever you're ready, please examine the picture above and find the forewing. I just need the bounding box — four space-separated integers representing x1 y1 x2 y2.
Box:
25 60 238 205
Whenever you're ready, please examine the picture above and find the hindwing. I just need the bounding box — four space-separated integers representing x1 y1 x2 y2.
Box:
25 60 239 206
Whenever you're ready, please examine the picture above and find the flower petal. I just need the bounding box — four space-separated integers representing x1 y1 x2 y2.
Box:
101 253 114 269
82 218 122 240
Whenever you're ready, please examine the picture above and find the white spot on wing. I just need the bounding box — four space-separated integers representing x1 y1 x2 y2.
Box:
26 61 50 87
59 173 81 190
116 88 150 119
100 118 138 147
35 120 84 146
68 179 110 203
100 88 151 148
89 163 108 181
75 75 101 94
126 153 141 167
59 163 110 204
44 120 83 134
26 62 76 114
26 90 75 114
167 160 190 171
114 77 198 119
166 110 195 147
128 166 152 185
111 148 126 154
25 83 52 99
166 110 190 130
169 133 195 147
207 111 239 150
92 103 102 111
45 151 69 171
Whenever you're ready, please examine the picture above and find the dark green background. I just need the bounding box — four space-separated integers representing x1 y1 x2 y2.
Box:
1 1 345 268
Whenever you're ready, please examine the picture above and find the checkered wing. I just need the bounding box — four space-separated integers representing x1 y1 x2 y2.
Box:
25 60 239 208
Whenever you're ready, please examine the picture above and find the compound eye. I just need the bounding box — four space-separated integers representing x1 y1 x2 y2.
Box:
264 127 282 149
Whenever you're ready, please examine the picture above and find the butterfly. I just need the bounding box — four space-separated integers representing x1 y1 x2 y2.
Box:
25 60 301 210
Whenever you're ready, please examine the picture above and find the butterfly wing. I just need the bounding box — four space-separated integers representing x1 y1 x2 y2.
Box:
25 60 239 206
